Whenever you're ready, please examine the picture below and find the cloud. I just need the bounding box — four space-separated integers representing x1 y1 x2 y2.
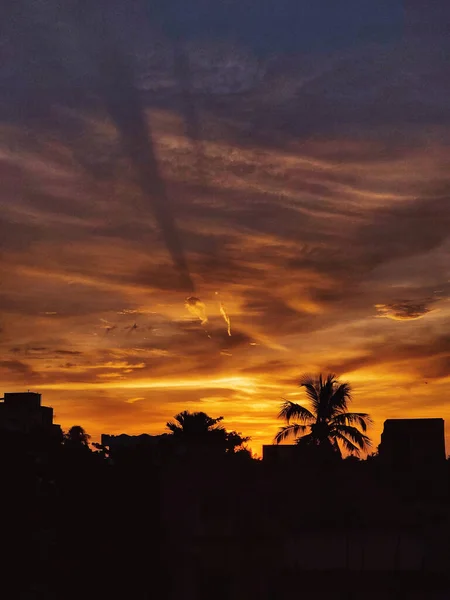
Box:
0 359 39 378
324 332 450 383
126 397 145 404
375 301 434 321
241 359 293 376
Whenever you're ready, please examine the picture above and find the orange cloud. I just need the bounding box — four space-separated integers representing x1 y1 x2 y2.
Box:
375 302 435 321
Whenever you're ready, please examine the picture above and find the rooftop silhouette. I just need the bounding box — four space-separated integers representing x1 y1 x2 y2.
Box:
379 418 446 468
0 391 61 436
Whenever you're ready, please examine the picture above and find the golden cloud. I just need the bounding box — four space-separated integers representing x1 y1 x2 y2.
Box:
375 302 434 321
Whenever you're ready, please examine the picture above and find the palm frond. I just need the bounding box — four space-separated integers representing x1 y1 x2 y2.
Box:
316 373 339 419
329 382 352 414
332 412 373 432
174 410 189 426
166 411 224 434
166 420 180 433
278 400 315 424
334 432 361 456
299 373 315 387
274 423 308 444
299 375 321 413
322 373 338 395
300 373 346 420
332 424 372 452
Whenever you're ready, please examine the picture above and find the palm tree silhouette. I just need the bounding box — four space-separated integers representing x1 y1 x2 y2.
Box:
166 411 250 455
166 411 224 437
63 425 91 449
274 374 372 457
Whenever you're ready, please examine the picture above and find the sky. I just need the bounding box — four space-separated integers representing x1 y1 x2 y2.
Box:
1 1 450 455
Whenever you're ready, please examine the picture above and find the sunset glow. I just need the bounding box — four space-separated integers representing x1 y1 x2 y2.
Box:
2 5 450 457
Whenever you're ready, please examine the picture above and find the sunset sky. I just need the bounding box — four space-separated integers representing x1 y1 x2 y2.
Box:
1 1 450 455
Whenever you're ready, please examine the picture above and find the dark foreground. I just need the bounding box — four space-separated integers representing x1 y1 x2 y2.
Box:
2 434 450 599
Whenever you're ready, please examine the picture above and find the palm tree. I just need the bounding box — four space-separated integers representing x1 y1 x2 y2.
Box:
63 425 91 449
166 411 224 437
166 411 250 455
274 374 372 457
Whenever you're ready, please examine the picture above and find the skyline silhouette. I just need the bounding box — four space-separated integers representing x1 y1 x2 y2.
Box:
1 389 449 598
1 379 447 460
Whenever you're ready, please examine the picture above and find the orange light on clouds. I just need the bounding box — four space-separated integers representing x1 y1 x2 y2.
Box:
2 32 450 458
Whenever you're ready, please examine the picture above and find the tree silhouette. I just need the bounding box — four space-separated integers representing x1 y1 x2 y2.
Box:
274 373 372 457
166 410 250 456
63 425 91 449
166 411 224 436
224 430 251 454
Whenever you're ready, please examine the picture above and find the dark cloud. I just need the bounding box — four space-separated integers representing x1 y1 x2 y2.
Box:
375 301 433 321
243 293 299 321
7 346 81 358
359 196 450 271
0 359 39 378
240 291 326 336
0 275 130 318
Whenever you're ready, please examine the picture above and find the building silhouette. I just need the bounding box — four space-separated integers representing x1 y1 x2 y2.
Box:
0 392 61 435
379 418 446 468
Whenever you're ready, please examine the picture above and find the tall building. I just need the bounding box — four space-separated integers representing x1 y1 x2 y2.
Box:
0 392 60 435
379 418 446 468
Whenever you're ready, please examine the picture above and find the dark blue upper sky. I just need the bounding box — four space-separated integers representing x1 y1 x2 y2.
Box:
144 0 403 55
